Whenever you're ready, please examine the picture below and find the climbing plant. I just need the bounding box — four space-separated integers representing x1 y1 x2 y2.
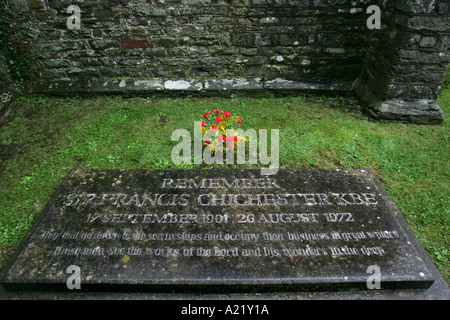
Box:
0 10 34 93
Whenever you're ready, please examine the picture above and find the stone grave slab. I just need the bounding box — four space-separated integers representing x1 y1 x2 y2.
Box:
0 169 437 293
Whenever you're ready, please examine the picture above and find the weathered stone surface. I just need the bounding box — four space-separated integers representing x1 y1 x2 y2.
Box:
121 39 149 49
28 0 44 10
0 1 375 92
93 8 113 20
376 99 444 124
1 0 448 122
0 169 441 293
31 78 354 96
354 0 449 124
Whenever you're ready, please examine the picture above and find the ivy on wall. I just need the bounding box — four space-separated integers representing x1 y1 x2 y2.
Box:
0 10 34 93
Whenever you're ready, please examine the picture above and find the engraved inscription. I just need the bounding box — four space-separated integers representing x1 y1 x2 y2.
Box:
43 176 395 262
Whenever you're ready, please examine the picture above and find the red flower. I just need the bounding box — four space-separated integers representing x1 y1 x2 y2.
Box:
205 139 210 144
201 121 205 127
203 113 209 119
219 135 225 142
215 117 222 123
207 111 212 114
233 135 238 141
223 112 231 117
225 136 234 142
215 109 222 114
211 126 218 131
237 119 242 124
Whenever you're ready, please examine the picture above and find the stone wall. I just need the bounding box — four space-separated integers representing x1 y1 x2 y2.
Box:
355 0 450 123
1 0 449 123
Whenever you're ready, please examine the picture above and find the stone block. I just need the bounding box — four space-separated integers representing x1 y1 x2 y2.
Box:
2 169 448 296
28 0 44 10
121 39 150 49
93 8 113 20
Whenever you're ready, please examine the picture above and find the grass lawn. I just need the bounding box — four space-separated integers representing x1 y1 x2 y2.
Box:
1 76 449 285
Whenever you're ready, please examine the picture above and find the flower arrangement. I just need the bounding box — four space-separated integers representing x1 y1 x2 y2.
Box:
200 109 246 155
